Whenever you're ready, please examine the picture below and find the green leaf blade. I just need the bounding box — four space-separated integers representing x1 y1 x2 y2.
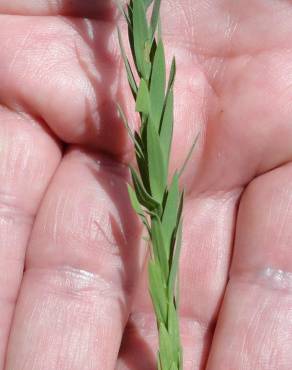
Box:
178 132 200 178
130 166 160 211
115 0 131 25
147 121 167 202
148 260 168 323
158 323 174 370
159 57 176 170
161 173 179 248
127 184 144 216
168 198 184 301
132 0 149 78
150 40 166 129
167 301 181 361
159 89 173 170
167 57 176 94
143 0 153 8
170 363 178 370
117 27 138 96
150 0 162 40
136 79 151 115
151 216 169 279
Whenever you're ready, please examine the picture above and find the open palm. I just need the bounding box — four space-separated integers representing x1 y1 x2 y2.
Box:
0 1 292 369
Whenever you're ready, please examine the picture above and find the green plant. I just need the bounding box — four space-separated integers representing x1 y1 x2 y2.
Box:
116 1 196 369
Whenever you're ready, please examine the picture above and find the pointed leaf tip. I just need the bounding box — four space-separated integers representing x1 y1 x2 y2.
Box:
136 79 151 114
150 40 166 129
150 0 162 40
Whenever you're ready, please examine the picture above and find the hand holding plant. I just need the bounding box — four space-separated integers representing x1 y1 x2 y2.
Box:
0 1 291 369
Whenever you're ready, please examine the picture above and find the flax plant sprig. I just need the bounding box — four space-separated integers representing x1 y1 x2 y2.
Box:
116 1 196 369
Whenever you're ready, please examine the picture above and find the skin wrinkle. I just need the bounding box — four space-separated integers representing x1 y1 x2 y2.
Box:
26 266 127 306
47 178 124 255
7 21 62 86
15 266 127 369
1 16 101 143
209 279 292 369
250 298 290 369
66 17 127 154
7 22 35 76
239 296 268 369
23 148 143 321
0 116 60 212
231 267 292 294
264 302 289 369
275 187 292 249
0 192 34 223
2 131 29 180
45 181 119 255
164 1 238 58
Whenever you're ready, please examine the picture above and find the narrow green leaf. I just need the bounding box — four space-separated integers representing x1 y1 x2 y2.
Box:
174 191 184 310
159 57 176 169
143 0 153 8
168 206 183 300
161 173 179 248
159 89 173 170
135 142 145 164
178 132 200 178
116 103 144 163
117 27 137 96
170 363 178 370
116 103 133 140
157 17 162 41
167 301 180 359
177 190 184 224
127 1 137 70
136 79 151 115
144 42 152 82
151 216 169 279
130 166 160 211
147 122 167 202
115 0 131 26
135 139 151 193
127 184 143 214
150 0 162 40
167 57 176 94
133 0 149 77
159 323 173 370
159 357 163 370
127 185 151 233
150 40 166 129
134 130 144 150
148 260 168 323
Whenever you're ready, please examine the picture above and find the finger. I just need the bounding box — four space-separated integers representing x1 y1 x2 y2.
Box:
0 0 115 18
5 148 144 370
207 163 292 369
0 107 61 367
117 190 240 370
0 14 131 156
161 1 292 194
0 12 205 164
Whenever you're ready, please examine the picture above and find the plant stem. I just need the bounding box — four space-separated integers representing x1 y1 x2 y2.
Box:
117 1 185 369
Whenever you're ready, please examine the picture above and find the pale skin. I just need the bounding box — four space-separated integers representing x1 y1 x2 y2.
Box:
0 0 292 369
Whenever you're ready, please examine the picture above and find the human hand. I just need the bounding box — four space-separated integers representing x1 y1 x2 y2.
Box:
0 1 292 369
